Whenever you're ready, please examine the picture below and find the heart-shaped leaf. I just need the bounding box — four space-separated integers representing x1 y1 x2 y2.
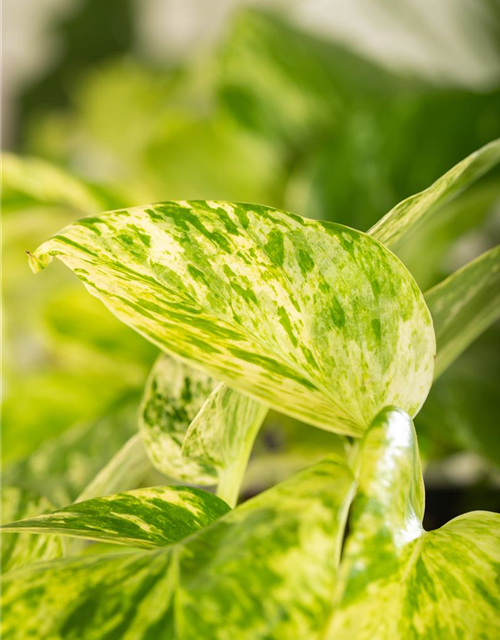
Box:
324 407 500 639
29 201 435 436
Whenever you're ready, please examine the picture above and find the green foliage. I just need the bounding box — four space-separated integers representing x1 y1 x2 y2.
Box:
28 201 435 436
3 7 500 637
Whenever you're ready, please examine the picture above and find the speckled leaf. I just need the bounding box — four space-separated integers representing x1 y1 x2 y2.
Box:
1 456 355 640
139 354 219 483
183 383 268 505
369 139 500 250
1 486 230 549
325 407 500 639
1 487 63 574
29 201 435 436
425 245 500 378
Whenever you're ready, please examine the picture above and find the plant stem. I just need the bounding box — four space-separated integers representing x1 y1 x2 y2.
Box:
216 406 268 508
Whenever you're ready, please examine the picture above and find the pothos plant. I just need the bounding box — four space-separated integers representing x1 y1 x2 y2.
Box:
2 140 500 639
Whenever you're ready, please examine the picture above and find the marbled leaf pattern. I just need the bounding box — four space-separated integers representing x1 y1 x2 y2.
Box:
325 407 500 639
1 487 63 574
1 486 230 549
1 456 355 640
29 201 435 436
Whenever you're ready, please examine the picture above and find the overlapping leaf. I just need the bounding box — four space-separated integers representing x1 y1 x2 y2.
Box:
1 486 230 549
324 407 500 639
29 201 435 436
425 245 500 378
1 487 63 574
1 456 355 640
368 139 500 250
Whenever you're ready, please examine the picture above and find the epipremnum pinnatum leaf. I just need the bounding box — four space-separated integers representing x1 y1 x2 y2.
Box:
1 486 230 549
324 407 500 640
1 487 63 574
425 244 500 378
1 456 355 640
139 354 219 483
368 139 500 250
29 201 435 436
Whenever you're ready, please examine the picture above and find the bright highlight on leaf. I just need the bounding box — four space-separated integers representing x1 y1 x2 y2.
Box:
1 456 355 640
325 407 500 639
425 245 500 378
1 486 230 549
29 201 435 436
368 138 500 250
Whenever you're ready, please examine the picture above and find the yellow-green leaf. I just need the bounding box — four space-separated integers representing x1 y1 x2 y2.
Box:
29 201 435 436
425 245 500 378
1 487 63 574
324 407 500 639
1 486 230 549
1 456 355 640
368 139 500 250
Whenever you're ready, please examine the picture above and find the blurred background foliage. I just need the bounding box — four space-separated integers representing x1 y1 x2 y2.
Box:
2 0 500 523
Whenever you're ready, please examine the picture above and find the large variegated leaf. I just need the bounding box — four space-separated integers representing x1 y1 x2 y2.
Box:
324 407 500 639
1 487 63 574
425 245 500 378
29 201 435 436
1 486 229 549
139 354 219 483
1 455 355 640
368 139 500 250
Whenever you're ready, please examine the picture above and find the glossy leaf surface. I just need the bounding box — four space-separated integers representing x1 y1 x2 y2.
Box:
325 407 500 639
1 456 355 639
1 487 63 574
1 486 230 549
425 245 500 378
29 201 435 436
369 139 500 250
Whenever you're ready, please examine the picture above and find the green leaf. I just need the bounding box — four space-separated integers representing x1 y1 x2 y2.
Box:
184 382 268 506
139 354 219 483
368 139 500 250
324 407 500 639
1 456 355 640
1 153 102 214
29 201 435 436
1 486 230 549
1 487 63 574
425 245 500 378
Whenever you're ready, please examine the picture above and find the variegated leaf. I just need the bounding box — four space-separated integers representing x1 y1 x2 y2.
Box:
324 407 500 639
29 201 435 436
183 383 268 505
139 354 219 483
1 455 355 640
425 245 500 378
368 139 500 250
1 486 230 549
1 487 63 574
